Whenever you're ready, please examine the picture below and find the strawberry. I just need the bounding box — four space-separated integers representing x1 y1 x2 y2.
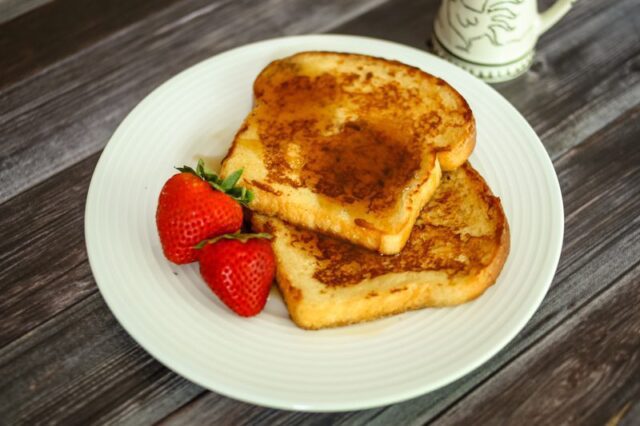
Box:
156 160 253 264
198 234 276 317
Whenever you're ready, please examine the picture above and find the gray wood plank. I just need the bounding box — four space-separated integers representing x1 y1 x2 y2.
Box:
432 260 640 426
496 0 640 160
0 0 180 84
1 0 638 423
2 0 638 209
620 401 640 426
0 0 51 24
156 108 640 424
0 293 202 425
4 109 638 424
0 0 387 205
0 153 99 348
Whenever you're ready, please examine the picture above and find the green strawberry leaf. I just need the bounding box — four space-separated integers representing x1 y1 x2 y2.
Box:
209 181 225 192
176 160 254 205
226 185 254 206
220 168 243 191
204 171 219 183
196 159 206 177
175 165 197 174
200 162 221 183
243 188 255 204
229 186 245 196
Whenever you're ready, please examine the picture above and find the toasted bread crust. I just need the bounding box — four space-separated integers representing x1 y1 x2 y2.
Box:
253 163 509 329
222 51 475 254
438 116 476 171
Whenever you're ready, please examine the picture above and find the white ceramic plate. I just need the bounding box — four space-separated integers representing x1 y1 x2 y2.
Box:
85 35 563 411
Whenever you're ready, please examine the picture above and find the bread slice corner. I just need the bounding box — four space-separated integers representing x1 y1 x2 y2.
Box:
252 163 509 329
222 51 475 254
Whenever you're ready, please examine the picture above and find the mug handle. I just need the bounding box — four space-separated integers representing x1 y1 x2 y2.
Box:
538 0 576 34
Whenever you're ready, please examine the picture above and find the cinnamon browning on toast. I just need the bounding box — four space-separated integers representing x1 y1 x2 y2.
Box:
252 163 509 330
221 51 475 254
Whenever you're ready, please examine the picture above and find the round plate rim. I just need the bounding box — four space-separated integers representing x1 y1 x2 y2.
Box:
85 34 564 412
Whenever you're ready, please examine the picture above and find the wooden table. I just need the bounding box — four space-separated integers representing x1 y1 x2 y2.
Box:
1 0 639 424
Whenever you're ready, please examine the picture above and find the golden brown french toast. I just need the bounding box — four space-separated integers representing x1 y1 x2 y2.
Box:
221 51 475 254
252 163 509 330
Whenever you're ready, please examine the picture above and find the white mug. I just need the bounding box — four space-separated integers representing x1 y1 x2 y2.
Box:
432 0 575 82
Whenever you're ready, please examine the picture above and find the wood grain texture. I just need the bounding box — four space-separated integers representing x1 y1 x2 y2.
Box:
0 153 98 348
0 293 201 425
432 261 640 426
0 0 180 85
1 0 639 424
0 0 383 352
0 0 386 205
0 0 52 24
497 0 640 160
1 0 636 207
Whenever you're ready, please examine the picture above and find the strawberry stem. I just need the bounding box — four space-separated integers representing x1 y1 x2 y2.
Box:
194 232 273 249
176 159 254 205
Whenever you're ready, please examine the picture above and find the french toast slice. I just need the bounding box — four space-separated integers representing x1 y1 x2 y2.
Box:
221 51 475 254
252 163 509 330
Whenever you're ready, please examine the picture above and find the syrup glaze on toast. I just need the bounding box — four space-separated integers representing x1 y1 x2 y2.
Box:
222 51 476 254
254 60 425 212
252 163 509 329
272 164 506 286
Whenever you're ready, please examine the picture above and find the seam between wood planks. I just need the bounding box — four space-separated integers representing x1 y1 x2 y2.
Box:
0 259 93 351
155 389 210 423
0 0 396 346
542 65 640 163
0 0 53 25
563 166 638 226
1 2 637 421
2 0 637 208
0 0 232 95
0 0 390 208
0 0 388 98
0 289 98 356
2 74 638 423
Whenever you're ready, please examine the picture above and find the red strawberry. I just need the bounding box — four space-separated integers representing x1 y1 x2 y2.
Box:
156 160 252 264
199 234 276 317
